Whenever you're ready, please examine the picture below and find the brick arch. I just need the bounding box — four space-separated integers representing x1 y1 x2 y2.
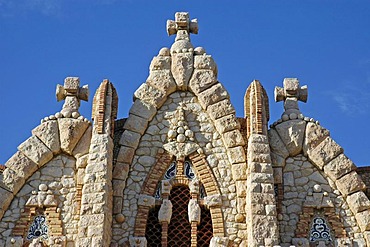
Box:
269 119 370 237
0 119 91 222
133 150 225 238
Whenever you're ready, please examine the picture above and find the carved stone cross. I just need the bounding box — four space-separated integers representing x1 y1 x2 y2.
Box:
274 78 308 115
56 77 89 117
167 12 198 39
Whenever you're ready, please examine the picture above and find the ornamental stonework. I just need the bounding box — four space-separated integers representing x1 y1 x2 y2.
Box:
1 11 370 247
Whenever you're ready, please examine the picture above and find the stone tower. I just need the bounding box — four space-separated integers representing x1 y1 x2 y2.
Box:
1 12 370 247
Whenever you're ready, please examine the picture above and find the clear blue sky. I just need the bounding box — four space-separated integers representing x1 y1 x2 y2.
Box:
1 1 370 166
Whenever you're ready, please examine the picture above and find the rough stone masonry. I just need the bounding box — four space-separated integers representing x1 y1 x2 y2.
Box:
1 12 370 247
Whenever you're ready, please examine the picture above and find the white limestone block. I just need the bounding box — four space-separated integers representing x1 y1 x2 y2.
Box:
303 122 330 155
323 154 355 181
120 130 141 150
158 199 172 223
124 114 149 135
32 120 60 154
268 128 289 159
188 199 201 223
129 99 156 122
18 135 53 167
58 118 89 155
307 136 343 169
336 171 366 196
134 83 166 108
198 83 229 109
204 194 222 207
207 99 235 120
188 69 217 94
72 125 92 157
275 120 306 156
347 191 370 214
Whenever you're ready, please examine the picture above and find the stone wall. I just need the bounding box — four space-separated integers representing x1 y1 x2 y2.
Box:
113 91 246 245
279 155 363 246
0 154 79 246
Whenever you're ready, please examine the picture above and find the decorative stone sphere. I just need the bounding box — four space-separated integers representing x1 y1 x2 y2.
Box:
62 111 72 118
177 126 185 134
289 113 298 120
55 112 63 118
185 129 193 137
235 214 245 223
178 120 185 127
116 214 125 223
277 214 283 220
39 184 48 192
282 114 289 121
168 130 176 138
313 184 322 193
158 47 170 56
194 47 206 55
177 134 186 143
72 112 80 118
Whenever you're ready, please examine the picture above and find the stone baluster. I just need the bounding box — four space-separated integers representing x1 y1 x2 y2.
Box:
189 179 201 247
158 180 172 247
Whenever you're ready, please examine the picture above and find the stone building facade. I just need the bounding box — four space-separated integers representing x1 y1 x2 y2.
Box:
1 12 370 247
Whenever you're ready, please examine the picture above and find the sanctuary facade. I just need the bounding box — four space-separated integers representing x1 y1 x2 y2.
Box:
1 12 370 247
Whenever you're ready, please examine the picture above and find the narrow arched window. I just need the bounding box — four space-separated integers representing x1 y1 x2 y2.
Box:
168 186 191 246
148 158 214 246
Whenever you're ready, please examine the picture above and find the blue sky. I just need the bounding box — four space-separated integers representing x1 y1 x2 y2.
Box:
1 1 370 166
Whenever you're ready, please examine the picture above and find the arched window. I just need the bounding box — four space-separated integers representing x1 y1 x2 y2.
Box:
148 158 213 246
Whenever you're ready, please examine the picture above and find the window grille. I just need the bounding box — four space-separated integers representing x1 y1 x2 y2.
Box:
197 205 213 246
168 186 191 247
146 158 215 246
26 215 48 241
146 205 162 247
309 216 333 243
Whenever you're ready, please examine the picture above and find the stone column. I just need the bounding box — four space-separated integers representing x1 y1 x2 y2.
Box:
77 80 117 246
245 134 279 246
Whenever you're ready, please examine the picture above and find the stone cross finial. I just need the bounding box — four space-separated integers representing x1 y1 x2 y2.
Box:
274 78 308 115
56 77 89 117
167 12 198 39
